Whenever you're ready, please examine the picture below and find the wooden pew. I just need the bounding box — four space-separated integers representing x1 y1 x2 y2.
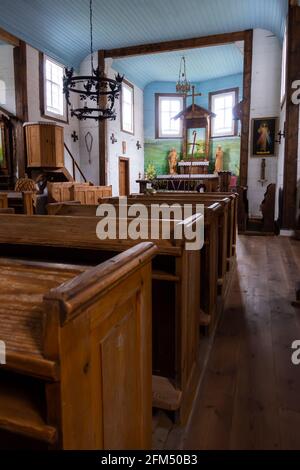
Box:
0 193 8 209
105 195 228 312
71 184 112 204
48 182 112 204
137 191 238 258
0 191 34 214
48 199 220 330
0 208 15 214
148 191 237 273
0 213 203 424
0 229 156 449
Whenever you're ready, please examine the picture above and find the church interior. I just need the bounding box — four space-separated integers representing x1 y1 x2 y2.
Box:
0 0 300 452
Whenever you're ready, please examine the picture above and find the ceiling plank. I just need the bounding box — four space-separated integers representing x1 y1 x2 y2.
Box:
0 27 20 47
104 30 247 59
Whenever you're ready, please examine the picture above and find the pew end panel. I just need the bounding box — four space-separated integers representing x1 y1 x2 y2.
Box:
44 242 157 450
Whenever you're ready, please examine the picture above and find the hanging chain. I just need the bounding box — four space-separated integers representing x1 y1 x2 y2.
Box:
178 57 187 82
90 0 94 72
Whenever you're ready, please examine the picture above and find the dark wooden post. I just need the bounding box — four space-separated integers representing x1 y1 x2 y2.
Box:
282 2 300 229
240 29 253 188
98 50 107 186
14 40 28 178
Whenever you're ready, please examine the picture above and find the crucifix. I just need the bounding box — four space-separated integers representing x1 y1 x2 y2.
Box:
188 130 197 159
185 85 202 112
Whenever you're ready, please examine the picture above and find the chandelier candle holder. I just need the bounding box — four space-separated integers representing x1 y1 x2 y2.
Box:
63 0 123 121
176 56 191 95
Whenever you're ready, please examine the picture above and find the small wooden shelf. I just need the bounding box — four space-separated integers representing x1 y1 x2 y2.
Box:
152 270 180 282
0 377 57 444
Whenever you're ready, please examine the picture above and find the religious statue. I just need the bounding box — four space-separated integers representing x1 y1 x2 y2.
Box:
168 148 178 175
215 145 224 173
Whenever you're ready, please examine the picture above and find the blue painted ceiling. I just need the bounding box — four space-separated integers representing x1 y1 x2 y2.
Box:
0 0 287 68
112 44 244 89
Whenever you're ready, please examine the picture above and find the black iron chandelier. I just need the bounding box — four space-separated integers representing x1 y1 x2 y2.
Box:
63 0 123 121
176 56 191 95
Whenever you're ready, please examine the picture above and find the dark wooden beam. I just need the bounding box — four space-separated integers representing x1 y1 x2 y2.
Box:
282 3 300 229
0 105 18 121
14 40 28 178
98 50 107 185
104 30 247 59
240 30 253 187
0 26 20 47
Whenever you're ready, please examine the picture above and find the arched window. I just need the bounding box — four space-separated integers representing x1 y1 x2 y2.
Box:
0 80 6 105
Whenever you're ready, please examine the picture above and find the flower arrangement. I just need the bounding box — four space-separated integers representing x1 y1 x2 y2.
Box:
145 163 157 180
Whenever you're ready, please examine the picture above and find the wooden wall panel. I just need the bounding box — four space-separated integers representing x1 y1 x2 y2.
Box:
240 30 253 188
14 40 28 178
282 3 300 229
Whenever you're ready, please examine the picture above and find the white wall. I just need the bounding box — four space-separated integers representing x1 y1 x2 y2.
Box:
106 63 144 195
0 44 16 114
248 29 282 218
79 56 144 193
26 45 80 177
78 54 99 184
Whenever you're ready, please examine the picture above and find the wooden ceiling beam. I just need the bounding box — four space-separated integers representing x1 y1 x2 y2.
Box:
0 27 20 47
104 30 248 59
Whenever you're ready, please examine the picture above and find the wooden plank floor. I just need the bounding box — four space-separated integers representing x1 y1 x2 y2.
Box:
183 235 300 450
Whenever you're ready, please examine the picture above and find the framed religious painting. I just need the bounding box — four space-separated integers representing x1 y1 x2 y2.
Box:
251 117 278 157
186 127 207 158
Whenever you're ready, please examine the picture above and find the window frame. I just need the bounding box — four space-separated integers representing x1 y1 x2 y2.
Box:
209 87 239 139
120 79 134 135
280 23 287 108
39 52 68 124
155 93 185 139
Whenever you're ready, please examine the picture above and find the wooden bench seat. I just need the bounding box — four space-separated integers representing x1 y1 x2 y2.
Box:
0 258 86 379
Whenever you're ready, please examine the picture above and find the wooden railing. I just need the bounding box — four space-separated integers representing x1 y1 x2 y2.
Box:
64 143 87 182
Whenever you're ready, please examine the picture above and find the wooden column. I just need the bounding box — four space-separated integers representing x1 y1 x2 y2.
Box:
282 2 300 229
240 30 253 188
14 40 28 178
98 50 107 185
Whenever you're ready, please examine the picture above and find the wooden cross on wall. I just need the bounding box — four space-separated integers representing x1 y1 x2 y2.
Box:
186 85 202 112
71 131 79 143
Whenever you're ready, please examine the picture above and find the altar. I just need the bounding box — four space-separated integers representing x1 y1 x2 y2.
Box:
136 174 220 193
178 160 210 175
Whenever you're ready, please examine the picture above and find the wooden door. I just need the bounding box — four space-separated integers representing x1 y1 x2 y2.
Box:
119 158 130 196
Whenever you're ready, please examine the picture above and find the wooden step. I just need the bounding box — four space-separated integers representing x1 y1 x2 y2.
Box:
152 375 182 411
0 379 57 444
